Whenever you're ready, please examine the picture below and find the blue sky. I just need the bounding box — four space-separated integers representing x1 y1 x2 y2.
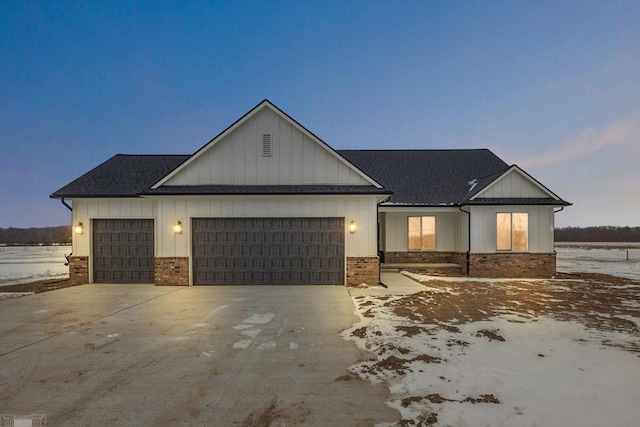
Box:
1 0 638 228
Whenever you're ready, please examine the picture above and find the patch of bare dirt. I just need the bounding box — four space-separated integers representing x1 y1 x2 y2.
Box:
360 353 443 377
378 272 640 352
463 394 500 404
476 329 505 342
396 325 428 337
351 327 367 338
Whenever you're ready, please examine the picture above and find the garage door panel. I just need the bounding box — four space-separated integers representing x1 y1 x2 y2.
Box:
193 217 344 285
93 219 154 283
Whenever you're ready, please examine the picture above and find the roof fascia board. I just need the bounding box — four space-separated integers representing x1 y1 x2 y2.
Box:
470 165 562 201
50 194 141 199
138 194 383 201
378 206 462 213
462 202 571 206
151 100 384 189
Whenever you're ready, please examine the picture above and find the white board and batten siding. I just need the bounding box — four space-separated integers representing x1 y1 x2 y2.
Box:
470 168 557 253
469 206 555 253
163 106 370 186
155 196 379 259
474 169 550 199
382 210 468 252
71 198 156 257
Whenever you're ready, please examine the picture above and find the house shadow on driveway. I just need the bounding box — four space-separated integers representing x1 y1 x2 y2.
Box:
0 284 397 426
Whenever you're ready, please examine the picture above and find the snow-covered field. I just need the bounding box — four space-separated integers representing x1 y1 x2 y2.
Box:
344 273 640 427
556 245 640 280
0 245 70 286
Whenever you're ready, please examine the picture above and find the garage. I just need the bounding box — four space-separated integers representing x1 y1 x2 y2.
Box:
93 219 155 283
192 217 345 285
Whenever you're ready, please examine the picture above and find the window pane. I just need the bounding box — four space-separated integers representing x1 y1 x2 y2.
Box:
513 213 528 251
496 213 512 251
408 217 421 250
421 216 435 250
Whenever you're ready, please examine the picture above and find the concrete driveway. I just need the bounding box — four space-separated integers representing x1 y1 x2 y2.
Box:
0 284 396 426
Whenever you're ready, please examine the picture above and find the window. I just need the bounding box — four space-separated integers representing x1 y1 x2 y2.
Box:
408 216 435 250
497 213 528 251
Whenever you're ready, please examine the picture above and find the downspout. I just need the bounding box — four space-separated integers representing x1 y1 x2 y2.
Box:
60 198 73 265
377 196 390 288
553 206 564 255
459 206 471 275
61 198 73 212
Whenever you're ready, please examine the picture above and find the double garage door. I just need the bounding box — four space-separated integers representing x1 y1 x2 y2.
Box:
192 217 345 285
92 218 345 285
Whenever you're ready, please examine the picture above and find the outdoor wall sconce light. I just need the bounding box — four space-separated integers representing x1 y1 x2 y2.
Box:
348 220 357 234
173 221 183 234
74 222 84 235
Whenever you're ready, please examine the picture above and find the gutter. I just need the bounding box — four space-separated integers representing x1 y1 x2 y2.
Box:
458 206 471 275
552 206 565 255
377 194 391 288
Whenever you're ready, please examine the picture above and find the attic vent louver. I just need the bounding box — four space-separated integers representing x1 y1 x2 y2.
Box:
262 134 272 157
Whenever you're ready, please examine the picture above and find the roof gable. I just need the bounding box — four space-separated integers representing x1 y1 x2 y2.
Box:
154 100 381 188
470 165 563 201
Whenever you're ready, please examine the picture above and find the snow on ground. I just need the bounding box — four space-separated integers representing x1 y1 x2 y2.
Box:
344 274 640 427
0 246 70 286
556 246 640 280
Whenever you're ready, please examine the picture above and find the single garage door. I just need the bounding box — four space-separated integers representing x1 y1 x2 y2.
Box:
93 219 155 283
192 217 344 285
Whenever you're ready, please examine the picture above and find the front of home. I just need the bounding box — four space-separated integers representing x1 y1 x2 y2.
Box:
51 100 570 286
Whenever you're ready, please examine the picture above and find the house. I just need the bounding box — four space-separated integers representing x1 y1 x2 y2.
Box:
50 100 570 286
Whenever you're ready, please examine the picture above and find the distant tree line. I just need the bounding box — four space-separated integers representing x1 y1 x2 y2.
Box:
0 226 71 245
0 225 638 245
555 226 640 242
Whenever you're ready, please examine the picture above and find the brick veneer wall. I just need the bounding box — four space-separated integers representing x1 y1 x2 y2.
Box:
383 251 466 265
469 253 556 278
346 257 379 286
69 256 89 285
155 257 189 286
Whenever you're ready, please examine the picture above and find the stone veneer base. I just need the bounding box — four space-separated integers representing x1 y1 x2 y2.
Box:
155 257 189 286
68 256 89 285
469 253 556 278
346 257 380 286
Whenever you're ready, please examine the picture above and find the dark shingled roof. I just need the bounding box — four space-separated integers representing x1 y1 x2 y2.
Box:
51 149 569 206
338 149 512 205
50 155 189 198
142 185 391 196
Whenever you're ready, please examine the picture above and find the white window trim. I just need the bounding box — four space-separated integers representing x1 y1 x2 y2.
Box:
496 212 529 252
407 216 436 251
